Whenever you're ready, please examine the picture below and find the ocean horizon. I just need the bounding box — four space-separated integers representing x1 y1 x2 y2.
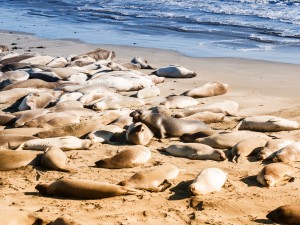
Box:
0 0 299 64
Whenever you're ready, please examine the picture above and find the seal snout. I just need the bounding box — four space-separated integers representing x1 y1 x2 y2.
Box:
35 184 49 195
95 159 106 168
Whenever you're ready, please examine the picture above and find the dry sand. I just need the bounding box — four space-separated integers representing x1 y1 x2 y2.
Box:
0 32 300 224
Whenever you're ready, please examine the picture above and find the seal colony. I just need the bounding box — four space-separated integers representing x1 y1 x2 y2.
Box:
0 41 300 225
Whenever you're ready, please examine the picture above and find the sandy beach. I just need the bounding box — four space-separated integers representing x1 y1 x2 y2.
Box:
0 31 300 225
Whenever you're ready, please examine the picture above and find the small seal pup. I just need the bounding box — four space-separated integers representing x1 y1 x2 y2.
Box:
231 137 268 163
41 146 71 172
190 168 227 195
130 110 210 138
0 150 41 171
35 177 141 199
126 122 154 146
0 210 44 225
266 204 300 225
88 125 124 144
161 95 198 109
257 162 295 187
155 65 196 78
183 82 229 98
273 142 300 163
237 115 300 132
136 86 160 99
257 139 295 160
119 164 181 192
164 143 226 161
95 145 151 169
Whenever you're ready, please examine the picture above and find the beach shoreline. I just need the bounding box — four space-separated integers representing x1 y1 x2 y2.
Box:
0 30 300 225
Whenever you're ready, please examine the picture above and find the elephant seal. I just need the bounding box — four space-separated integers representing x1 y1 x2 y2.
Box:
1 70 29 84
35 177 140 199
190 130 270 149
136 86 160 99
18 92 58 111
57 92 83 103
87 125 124 144
41 146 71 172
273 142 300 163
50 214 88 225
257 139 295 160
0 88 41 104
164 143 226 161
14 109 49 127
267 204 300 225
180 111 225 124
161 96 198 109
95 145 151 169
155 65 196 78
126 122 154 146
119 164 181 192
190 168 227 195
0 150 41 171
130 110 210 138
0 134 39 149
131 56 155 69
0 112 16 125
257 162 295 187
19 55 54 65
175 100 239 118
183 82 229 98
237 115 300 132
150 106 172 117
93 95 145 111
71 48 115 61
20 136 92 151
47 56 68 67
0 210 44 225
2 79 59 91
231 137 268 163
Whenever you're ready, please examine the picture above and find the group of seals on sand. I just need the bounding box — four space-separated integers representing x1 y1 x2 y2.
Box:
0 45 299 224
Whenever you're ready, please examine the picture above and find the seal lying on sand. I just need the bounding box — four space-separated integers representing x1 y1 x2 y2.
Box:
41 146 71 172
256 162 295 187
273 142 300 163
267 204 300 225
155 65 196 78
119 164 181 192
126 122 154 145
183 82 229 98
130 109 210 138
35 177 141 199
161 96 198 109
190 167 227 195
0 210 44 225
257 139 295 160
50 214 88 225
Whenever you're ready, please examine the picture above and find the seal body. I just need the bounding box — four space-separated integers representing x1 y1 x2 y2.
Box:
257 162 295 187
137 86 160 99
267 204 300 225
35 178 140 199
273 142 300 163
0 210 43 225
50 214 88 225
119 164 180 192
95 145 151 169
183 82 229 98
130 110 210 138
156 65 196 78
161 96 198 109
165 143 226 161
126 122 154 145
231 137 268 163
41 146 70 172
180 111 225 124
237 115 300 132
190 168 227 195
257 139 295 160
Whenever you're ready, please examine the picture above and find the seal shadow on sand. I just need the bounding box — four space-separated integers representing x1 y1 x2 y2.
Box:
240 175 260 187
253 218 275 224
168 179 194 200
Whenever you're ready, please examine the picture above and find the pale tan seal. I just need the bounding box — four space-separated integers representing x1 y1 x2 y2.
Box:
161 95 198 109
190 167 227 195
267 204 300 225
88 125 124 144
150 106 172 117
164 143 226 161
57 92 83 103
20 136 92 151
46 56 68 67
14 109 49 127
257 162 295 187
126 122 154 146
0 150 41 171
35 177 140 199
93 95 145 111
18 92 58 111
0 112 16 125
19 55 54 65
119 164 181 192
95 145 151 169
0 134 39 149
273 142 300 163
130 110 210 138
231 137 268 163
79 89 117 106
190 130 270 149
0 88 41 104
2 79 59 91
257 139 295 160
41 146 71 172
1 70 29 83
180 111 225 124
183 82 229 98
237 115 300 132
131 56 155 69
0 127 45 136
71 48 116 61
136 86 160 99
0 210 44 225
155 65 196 78
50 214 88 225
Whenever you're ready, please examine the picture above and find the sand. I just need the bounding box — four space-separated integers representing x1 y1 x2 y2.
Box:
0 31 300 225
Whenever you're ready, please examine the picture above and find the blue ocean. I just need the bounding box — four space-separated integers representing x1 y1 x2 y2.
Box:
0 0 299 63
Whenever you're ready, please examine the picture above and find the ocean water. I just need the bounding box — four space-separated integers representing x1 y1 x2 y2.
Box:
0 0 299 63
